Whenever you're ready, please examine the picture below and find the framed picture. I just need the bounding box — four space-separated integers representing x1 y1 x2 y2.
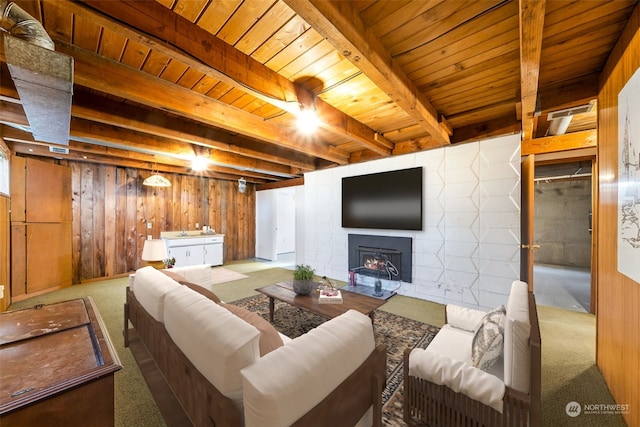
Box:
617 67 640 283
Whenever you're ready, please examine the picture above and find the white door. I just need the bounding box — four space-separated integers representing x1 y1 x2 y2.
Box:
276 189 296 254
256 190 277 261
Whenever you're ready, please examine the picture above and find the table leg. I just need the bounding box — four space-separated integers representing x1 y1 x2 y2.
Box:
269 297 275 323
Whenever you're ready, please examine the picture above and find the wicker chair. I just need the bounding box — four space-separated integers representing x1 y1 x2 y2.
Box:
403 282 541 426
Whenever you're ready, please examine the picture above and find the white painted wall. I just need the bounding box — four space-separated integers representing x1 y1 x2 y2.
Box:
298 134 521 310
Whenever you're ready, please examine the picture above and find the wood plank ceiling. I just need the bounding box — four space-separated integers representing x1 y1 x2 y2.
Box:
0 0 637 186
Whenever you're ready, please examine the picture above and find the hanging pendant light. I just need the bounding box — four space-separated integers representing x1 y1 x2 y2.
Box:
143 173 171 187
143 165 171 187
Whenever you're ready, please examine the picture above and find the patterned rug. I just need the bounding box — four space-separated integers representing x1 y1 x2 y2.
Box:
231 295 440 426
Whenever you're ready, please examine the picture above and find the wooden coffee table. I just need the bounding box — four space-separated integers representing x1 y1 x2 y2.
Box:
256 281 387 324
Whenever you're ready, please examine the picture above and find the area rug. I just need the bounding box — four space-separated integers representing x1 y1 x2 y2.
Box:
210 267 249 285
230 295 440 426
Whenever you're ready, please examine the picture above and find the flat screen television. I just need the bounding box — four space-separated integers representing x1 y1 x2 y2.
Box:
342 167 423 230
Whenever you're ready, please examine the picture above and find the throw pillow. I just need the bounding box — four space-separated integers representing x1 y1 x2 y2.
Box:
471 305 506 371
222 303 284 356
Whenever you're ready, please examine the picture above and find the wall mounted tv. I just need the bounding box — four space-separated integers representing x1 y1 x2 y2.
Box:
342 167 423 231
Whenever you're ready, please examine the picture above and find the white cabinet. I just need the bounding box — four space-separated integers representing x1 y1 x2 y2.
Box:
203 242 223 265
163 235 224 267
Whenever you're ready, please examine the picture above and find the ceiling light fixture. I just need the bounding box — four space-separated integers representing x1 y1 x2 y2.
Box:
143 165 171 187
191 156 208 171
297 107 320 133
143 174 171 187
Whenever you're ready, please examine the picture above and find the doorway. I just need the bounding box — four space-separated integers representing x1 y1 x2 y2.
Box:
255 186 297 268
533 161 593 313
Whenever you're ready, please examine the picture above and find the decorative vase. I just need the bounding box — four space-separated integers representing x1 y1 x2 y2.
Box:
293 279 313 296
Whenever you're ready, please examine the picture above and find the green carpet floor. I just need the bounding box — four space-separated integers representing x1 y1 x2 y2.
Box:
6 260 627 426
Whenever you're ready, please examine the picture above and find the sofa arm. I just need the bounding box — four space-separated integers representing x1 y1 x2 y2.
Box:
445 304 487 332
408 348 505 413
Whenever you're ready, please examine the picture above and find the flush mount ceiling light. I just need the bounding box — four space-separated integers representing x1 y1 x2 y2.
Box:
143 171 171 187
191 156 208 171
297 107 320 134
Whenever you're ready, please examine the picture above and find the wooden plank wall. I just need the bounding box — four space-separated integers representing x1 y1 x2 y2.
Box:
597 4 639 427
64 161 255 283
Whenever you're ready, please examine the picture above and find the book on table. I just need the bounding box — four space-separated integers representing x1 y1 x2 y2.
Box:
319 289 343 304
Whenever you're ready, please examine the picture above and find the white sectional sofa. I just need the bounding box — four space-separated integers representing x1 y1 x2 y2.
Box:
124 266 386 427
403 280 541 426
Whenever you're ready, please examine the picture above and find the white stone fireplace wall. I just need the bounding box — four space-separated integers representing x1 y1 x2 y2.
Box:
298 134 521 310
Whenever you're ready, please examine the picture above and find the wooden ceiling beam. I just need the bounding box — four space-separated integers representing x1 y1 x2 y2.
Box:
519 0 546 141
521 129 597 156
69 118 299 178
48 40 350 165
0 102 299 179
452 116 522 144
285 0 451 147
71 91 317 172
0 99 29 127
71 0 392 156
3 128 275 182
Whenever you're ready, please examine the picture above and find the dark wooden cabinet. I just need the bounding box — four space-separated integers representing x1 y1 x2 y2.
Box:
0 297 122 426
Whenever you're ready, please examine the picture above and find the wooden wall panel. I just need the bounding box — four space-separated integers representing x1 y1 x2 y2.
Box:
25 158 72 222
597 4 640 427
60 161 255 283
0 197 9 312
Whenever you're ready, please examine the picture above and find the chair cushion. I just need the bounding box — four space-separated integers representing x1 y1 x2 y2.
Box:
471 305 505 371
132 266 182 322
163 286 260 410
425 324 504 380
240 310 375 427
221 303 284 356
503 280 531 393
409 348 506 413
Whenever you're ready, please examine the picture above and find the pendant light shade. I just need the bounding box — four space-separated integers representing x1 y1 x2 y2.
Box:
143 173 171 187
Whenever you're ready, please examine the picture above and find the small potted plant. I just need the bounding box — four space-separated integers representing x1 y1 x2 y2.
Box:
292 264 315 295
163 257 176 269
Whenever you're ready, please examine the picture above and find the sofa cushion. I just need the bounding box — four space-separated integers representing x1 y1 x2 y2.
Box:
163 286 260 410
221 303 284 356
240 310 375 427
132 266 182 322
503 280 531 393
471 305 505 371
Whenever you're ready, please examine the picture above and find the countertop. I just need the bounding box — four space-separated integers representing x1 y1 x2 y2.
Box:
160 231 225 239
